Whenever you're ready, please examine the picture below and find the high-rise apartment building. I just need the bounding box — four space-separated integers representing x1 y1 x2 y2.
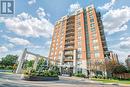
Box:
48 5 108 76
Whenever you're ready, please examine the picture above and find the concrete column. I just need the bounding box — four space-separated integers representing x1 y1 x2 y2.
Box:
33 57 39 70
46 58 49 66
60 51 63 66
82 60 87 76
73 50 77 73
16 48 27 74
60 51 63 74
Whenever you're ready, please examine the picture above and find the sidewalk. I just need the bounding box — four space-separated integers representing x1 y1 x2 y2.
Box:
59 76 130 87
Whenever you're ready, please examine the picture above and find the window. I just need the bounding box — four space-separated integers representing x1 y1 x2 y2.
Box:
53 57 56 60
92 33 96 37
77 48 82 53
94 52 100 58
88 6 92 11
91 30 96 34
51 52 53 56
51 48 54 52
77 54 82 59
60 45 62 48
78 42 81 47
92 39 98 44
94 46 99 51
91 27 95 31
78 36 82 41
77 61 82 65
78 48 82 51
92 33 96 39
90 15 94 19
90 23 95 27
90 19 94 23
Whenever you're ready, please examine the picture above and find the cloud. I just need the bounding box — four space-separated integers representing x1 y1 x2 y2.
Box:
1 11 54 38
98 0 117 10
68 2 81 12
119 37 130 49
36 7 46 19
6 43 15 48
103 6 130 35
28 0 36 5
3 35 31 46
0 46 8 53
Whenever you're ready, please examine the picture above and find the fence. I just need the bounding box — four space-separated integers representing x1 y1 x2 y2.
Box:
113 73 130 79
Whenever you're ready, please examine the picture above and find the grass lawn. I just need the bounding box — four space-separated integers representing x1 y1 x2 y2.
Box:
91 78 130 84
0 72 13 74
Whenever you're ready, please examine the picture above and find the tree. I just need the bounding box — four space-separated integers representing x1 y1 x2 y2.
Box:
37 57 47 71
23 60 34 69
113 64 127 74
1 55 18 67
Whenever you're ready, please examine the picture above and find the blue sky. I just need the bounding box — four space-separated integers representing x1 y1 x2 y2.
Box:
0 0 130 63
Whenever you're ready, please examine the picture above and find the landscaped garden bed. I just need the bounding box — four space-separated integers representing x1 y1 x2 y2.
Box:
23 75 59 81
22 66 59 81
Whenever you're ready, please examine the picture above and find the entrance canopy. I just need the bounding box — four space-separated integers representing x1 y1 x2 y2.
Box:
16 48 48 74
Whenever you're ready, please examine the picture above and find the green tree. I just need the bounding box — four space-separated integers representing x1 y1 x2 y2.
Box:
1 55 18 67
23 60 34 69
37 57 46 71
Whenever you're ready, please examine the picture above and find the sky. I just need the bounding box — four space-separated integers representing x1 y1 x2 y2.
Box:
0 0 130 63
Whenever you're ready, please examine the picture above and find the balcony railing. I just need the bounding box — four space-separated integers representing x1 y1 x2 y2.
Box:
64 53 73 55
65 41 74 45
66 32 74 37
64 58 73 62
64 47 74 51
65 36 75 41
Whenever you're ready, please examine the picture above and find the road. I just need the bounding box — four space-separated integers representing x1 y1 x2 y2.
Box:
0 73 128 87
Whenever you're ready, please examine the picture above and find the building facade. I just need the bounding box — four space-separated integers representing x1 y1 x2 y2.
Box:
126 55 130 70
109 51 119 64
48 5 108 76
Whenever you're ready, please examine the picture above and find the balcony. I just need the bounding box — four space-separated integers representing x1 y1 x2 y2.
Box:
64 53 73 56
65 45 74 48
66 22 75 27
65 41 74 45
65 36 74 41
63 62 73 67
66 28 75 33
64 47 74 51
64 58 73 62
64 51 73 55
66 32 74 37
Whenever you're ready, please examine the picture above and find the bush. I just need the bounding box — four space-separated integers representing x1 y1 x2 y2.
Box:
5 66 13 70
74 73 86 78
23 68 36 76
0 65 5 69
23 68 58 77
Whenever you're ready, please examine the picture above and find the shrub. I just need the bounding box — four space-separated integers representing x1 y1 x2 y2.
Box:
5 66 13 70
74 73 86 78
0 65 5 69
23 68 36 76
23 68 58 77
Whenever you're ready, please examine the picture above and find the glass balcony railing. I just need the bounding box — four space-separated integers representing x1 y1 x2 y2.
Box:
64 58 73 62
66 32 74 37
65 41 74 45
65 37 75 41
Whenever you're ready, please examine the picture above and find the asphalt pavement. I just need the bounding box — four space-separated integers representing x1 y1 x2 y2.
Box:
0 73 128 87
